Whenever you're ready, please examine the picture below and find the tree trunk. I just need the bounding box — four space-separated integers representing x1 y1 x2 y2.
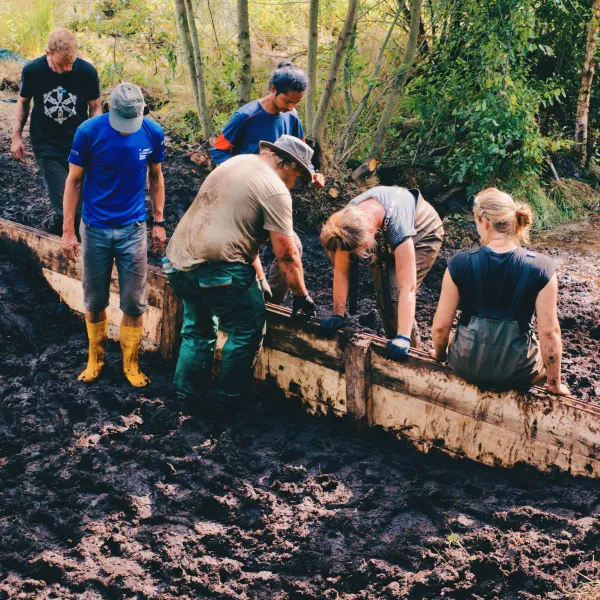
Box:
356 0 422 177
173 0 200 117
311 0 360 152
306 0 319 135
575 0 600 168
183 0 213 139
343 24 358 121
237 0 252 106
334 5 401 162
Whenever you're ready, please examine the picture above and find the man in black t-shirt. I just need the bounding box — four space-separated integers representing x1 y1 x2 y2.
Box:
10 27 102 234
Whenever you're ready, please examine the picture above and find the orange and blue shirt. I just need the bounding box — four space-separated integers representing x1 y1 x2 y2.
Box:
210 99 314 172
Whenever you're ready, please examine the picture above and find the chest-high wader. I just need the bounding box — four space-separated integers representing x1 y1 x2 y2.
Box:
448 249 545 390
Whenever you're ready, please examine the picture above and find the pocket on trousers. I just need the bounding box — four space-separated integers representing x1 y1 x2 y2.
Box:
198 273 233 289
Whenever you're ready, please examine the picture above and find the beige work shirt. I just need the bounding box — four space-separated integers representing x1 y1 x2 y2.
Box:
167 155 294 270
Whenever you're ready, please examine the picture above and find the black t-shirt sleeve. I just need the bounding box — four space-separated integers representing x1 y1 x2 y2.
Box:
19 63 34 98
531 254 556 294
83 62 101 101
447 251 472 288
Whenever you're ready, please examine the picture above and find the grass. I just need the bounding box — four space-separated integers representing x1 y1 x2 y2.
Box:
0 0 60 59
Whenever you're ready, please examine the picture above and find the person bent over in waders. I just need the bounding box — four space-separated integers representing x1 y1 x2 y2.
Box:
165 135 317 414
430 188 570 395
11 28 102 235
319 186 444 360
210 61 325 305
61 83 166 387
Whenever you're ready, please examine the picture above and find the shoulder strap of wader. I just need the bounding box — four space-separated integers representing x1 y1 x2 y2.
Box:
509 251 535 316
470 249 486 314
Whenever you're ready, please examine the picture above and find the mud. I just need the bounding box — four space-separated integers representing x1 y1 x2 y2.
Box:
1 247 600 599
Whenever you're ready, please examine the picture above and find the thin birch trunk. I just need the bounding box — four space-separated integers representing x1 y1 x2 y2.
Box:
343 24 358 120
311 0 360 152
355 0 422 178
575 0 600 168
334 5 401 162
237 0 252 106
173 0 200 117
306 0 319 135
183 0 213 139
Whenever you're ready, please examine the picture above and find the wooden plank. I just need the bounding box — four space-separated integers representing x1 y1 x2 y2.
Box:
0 217 165 310
370 350 600 465
160 282 183 362
42 269 162 348
255 347 347 414
343 337 371 425
372 384 600 478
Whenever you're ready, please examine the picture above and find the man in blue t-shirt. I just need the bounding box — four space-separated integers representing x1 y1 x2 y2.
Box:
211 62 324 303
61 83 166 388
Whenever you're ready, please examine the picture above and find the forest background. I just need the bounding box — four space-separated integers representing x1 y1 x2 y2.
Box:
1 0 600 229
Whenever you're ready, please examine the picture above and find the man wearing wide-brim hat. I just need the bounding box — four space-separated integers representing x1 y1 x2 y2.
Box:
165 134 317 414
61 82 166 388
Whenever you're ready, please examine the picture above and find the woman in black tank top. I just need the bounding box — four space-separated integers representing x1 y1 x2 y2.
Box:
430 188 570 395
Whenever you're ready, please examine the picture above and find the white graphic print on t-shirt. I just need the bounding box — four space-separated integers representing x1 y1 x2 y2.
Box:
43 86 78 124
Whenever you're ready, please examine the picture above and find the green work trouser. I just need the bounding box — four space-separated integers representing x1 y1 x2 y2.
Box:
167 262 266 400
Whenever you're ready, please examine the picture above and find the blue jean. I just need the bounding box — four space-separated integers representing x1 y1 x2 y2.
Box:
80 220 148 316
167 262 266 400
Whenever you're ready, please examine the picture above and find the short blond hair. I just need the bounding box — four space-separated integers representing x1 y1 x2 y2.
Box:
47 28 78 60
473 187 533 245
320 206 377 257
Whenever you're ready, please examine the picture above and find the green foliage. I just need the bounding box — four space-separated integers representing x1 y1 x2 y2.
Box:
0 0 57 58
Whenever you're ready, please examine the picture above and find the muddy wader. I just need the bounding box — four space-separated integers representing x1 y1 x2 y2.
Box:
448 249 545 390
168 262 266 404
371 190 444 348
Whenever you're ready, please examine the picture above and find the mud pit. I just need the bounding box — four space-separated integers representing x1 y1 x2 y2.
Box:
2 91 600 598
1 248 600 599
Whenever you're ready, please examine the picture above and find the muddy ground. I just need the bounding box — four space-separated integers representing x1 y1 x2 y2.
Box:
1 89 600 599
0 97 598 402
1 246 600 600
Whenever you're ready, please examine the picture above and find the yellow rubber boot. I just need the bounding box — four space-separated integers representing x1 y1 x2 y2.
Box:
120 325 151 388
78 319 108 383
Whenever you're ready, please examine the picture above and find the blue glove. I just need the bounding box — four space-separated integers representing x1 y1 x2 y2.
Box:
319 314 346 335
387 334 411 360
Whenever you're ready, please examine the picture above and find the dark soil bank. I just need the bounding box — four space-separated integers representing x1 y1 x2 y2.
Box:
2 248 600 599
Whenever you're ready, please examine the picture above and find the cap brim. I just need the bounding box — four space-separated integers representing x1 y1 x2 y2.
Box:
259 140 313 183
109 110 143 134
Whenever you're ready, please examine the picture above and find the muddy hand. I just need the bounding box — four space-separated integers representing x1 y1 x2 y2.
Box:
547 381 571 396
61 231 80 262
152 225 166 255
292 294 316 318
312 173 325 189
10 138 26 163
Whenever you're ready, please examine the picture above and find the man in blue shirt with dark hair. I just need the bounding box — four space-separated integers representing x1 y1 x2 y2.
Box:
211 62 325 303
61 82 166 388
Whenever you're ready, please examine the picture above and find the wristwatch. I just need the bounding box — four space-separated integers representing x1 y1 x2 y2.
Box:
152 220 166 227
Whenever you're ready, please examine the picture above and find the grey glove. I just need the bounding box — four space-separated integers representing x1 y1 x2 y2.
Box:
258 278 273 302
292 294 317 318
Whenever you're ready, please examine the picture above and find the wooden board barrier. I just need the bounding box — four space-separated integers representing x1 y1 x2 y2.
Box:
2 216 599 479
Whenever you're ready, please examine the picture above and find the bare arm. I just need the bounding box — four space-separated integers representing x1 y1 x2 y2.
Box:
536 274 570 395
11 97 31 162
332 250 351 316
88 98 102 118
270 231 307 297
252 256 266 280
148 162 166 254
61 164 86 261
393 238 417 338
431 269 460 361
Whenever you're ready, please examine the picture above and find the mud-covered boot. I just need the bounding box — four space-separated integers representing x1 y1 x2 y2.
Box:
120 325 151 388
78 319 108 383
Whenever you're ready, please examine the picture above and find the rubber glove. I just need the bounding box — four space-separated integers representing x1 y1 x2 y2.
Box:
257 278 273 302
292 294 317 318
387 334 411 361
319 314 346 336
